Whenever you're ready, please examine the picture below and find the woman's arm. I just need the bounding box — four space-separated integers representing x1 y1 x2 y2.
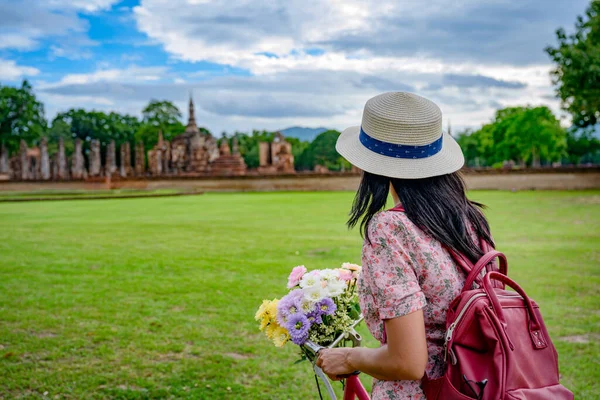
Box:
317 309 428 381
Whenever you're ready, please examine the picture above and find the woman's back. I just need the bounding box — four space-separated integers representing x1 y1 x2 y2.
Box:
358 207 473 399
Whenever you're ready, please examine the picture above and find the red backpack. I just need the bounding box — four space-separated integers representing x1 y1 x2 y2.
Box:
422 249 574 400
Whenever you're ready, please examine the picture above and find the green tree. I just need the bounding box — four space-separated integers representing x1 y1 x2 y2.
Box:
297 130 345 171
0 80 47 152
47 118 74 156
457 106 567 167
135 100 185 149
52 109 140 151
564 127 600 164
545 0 600 127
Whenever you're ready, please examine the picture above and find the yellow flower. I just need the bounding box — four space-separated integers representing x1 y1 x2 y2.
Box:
266 298 279 318
265 322 278 339
255 300 270 321
272 326 290 348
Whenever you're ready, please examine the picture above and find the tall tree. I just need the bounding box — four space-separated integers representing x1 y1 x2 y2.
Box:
457 106 566 167
0 80 47 152
565 126 600 164
52 109 140 152
136 100 184 149
297 130 346 171
546 0 600 127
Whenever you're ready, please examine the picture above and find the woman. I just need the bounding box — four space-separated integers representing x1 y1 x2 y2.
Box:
316 92 494 399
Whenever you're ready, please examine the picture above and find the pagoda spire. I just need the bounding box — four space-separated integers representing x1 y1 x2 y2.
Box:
185 92 200 135
188 93 197 128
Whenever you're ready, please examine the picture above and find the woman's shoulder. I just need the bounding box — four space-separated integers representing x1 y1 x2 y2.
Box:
366 208 417 243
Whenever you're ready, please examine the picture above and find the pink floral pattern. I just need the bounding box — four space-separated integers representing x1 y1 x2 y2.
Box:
358 209 472 400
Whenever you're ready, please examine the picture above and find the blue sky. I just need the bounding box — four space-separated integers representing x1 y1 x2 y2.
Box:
0 0 590 134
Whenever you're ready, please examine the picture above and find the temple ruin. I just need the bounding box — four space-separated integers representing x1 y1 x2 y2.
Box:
258 132 295 174
0 96 307 181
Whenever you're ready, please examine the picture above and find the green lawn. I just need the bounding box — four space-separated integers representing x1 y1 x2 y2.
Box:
0 191 598 399
0 189 183 202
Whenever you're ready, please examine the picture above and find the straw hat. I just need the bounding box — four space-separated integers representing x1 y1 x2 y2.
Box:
336 92 464 179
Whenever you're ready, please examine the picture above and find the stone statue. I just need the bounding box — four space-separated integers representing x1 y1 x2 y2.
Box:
219 136 231 156
232 137 240 155
89 139 101 177
106 140 117 177
40 137 50 180
71 138 86 180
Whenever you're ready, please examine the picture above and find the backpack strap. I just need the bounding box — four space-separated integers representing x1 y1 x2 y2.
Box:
462 250 508 293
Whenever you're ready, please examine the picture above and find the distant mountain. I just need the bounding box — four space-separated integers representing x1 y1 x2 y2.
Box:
279 126 329 142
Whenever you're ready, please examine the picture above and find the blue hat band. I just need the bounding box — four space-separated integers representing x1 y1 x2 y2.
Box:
359 127 443 159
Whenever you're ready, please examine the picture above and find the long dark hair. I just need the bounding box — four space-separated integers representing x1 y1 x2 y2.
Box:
347 171 493 263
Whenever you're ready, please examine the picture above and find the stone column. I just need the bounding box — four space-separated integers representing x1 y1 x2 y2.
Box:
0 143 9 174
135 142 145 176
40 137 50 180
20 140 29 180
105 140 117 177
89 139 101 177
71 138 86 180
57 137 68 180
120 142 132 177
232 137 240 155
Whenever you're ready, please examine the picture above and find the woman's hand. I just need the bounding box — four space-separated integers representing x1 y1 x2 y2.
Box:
316 348 355 381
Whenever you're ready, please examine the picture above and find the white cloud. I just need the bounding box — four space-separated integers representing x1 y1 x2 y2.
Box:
0 59 40 81
44 65 169 87
0 33 37 50
46 0 120 12
0 0 119 52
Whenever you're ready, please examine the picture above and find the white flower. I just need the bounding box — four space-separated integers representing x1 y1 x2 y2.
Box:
299 270 321 288
299 298 315 314
319 269 338 281
304 285 327 302
325 280 346 297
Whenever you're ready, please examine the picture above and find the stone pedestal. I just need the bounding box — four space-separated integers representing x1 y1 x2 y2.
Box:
71 138 86 180
89 139 102 177
40 137 50 180
106 140 117 177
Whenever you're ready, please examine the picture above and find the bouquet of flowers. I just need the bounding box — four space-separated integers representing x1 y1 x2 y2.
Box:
255 263 362 349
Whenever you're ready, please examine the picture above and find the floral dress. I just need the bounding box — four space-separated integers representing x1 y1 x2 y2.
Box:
358 206 475 399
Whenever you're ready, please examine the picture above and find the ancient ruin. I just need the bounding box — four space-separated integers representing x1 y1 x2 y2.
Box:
106 140 117 177
135 142 145 176
40 137 50 180
89 140 102 177
120 142 132 178
0 96 305 181
258 132 295 174
71 139 86 180
211 136 247 176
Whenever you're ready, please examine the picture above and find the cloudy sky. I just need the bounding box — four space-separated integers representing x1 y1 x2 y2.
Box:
0 0 589 134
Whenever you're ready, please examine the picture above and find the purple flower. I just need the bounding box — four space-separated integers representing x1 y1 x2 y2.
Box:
307 309 323 324
316 298 337 316
286 313 311 345
276 293 302 326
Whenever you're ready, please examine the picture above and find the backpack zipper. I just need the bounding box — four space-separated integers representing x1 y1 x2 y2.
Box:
444 293 487 362
444 292 523 362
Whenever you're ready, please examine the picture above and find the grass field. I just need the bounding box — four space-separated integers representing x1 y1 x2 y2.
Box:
0 189 184 202
0 191 598 399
